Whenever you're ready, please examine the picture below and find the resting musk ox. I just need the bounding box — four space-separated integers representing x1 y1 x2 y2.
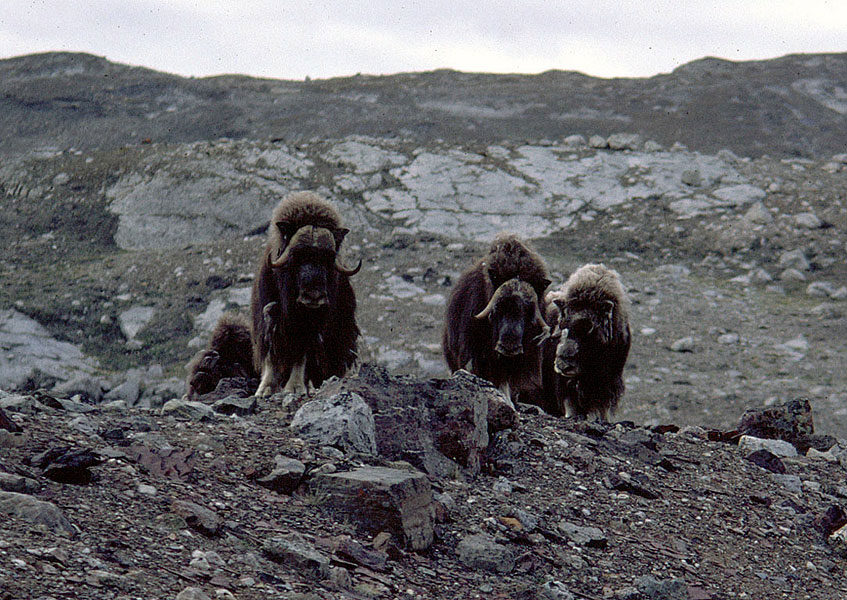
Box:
252 191 361 397
541 263 631 421
442 233 551 402
185 312 255 400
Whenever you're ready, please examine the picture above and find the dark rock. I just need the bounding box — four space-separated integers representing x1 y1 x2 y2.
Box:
198 376 257 404
171 500 222 536
336 537 388 572
816 505 847 537
255 456 305 494
310 466 435 550
737 397 816 452
606 472 661 500
32 446 102 484
311 364 488 477
745 449 787 474
0 406 21 432
0 471 40 494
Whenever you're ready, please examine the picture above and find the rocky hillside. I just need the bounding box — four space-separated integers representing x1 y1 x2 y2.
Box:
1 51 846 599
1 52 846 158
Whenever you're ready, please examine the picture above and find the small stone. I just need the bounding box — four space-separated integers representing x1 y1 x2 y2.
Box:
212 395 258 416
681 169 703 187
793 212 822 229
263 533 330 579
828 524 847 556
137 484 157 496
563 134 586 147
557 521 607 548
456 533 515 573
539 580 575 600
635 575 688 600
772 474 803 494
588 135 608 148
171 500 221 536
176 587 212 600
780 268 806 282
738 435 798 457
643 140 664 152
256 456 306 494
807 281 841 298
745 449 786 474
778 249 810 271
670 337 695 352
717 333 739 345
162 399 216 422
607 133 642 151
743 201 773 224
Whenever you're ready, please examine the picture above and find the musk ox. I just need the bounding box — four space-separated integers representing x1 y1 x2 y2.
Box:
252 191 361 397
541 263 631 421
185 312 255 401
442 233 551 402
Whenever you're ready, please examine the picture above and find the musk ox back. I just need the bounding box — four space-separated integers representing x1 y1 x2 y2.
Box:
442 234 551 402
252 191 361 397
541 263 631 421
185 312 256 400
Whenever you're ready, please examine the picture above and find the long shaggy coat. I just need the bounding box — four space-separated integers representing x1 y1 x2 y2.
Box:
541 263 631 420
442 233 551 401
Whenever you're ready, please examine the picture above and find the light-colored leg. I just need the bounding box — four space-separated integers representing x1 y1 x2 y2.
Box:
282 355 308 396
497 381 516 409
256 356 277 398
564 402 574 419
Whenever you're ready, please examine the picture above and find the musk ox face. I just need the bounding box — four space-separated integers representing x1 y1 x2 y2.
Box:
553 299 616 377
475 279 549 358
270 224 360 310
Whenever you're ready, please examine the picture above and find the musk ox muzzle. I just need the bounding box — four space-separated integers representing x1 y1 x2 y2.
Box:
474 279 549 358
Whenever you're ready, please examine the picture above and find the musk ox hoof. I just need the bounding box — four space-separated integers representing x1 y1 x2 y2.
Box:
255 382 274 398
283 382 308 397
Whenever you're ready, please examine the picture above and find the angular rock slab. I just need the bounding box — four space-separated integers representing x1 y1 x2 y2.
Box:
0 309 98 390
310 466 435 551
311 364 490 477
290 391 377 455
455 533 515 573
0 491 74 535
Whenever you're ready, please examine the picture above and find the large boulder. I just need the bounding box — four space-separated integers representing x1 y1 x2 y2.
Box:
311 365 501 477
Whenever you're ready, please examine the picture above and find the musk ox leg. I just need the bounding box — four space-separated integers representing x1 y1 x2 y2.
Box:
497 381 512 403
282 355 308 396
256 356 278 398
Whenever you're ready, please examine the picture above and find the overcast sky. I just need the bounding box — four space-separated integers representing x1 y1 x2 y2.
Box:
1 1 844 80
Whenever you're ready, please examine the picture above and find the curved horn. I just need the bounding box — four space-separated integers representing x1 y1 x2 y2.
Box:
531 301 551 345
335 257 362 276
474 293 498 320
270 243 295 268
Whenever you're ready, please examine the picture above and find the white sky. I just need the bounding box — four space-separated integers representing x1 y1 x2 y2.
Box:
1 1 845 80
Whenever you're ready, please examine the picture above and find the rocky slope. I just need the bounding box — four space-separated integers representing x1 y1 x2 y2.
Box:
1 52 846 159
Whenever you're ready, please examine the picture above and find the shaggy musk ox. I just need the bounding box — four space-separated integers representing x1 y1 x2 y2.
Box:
252 191 361 397
541 263 631 421
185 313 256 400
442 234 551 402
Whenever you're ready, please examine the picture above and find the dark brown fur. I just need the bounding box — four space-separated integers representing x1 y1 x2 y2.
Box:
442 234 550 401
252 191 359 395
185 312 255 400
541 264 631 420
